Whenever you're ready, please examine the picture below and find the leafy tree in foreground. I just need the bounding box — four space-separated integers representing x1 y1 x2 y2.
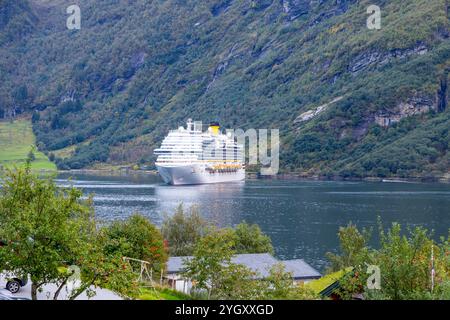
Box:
232 222 274 255
369 223 449 300
327 220 450 300
213 263 265 300
183 228 236 299
161 204 207 256
103 214 168 275
26 148 35 162
263 263 319 300
0 166 137 299
161 205 274 256
325 223 372 273
183 227 316 300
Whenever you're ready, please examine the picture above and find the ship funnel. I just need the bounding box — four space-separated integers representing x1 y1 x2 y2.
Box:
209 122 220 135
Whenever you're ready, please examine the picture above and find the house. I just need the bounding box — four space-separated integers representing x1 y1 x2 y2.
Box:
165 253 321 294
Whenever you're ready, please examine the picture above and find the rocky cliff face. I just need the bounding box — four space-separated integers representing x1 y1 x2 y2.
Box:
294 96 344 123
374 95 437 127
348 44 429 74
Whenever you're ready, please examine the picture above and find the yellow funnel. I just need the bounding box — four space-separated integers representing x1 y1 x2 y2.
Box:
209 122 220 135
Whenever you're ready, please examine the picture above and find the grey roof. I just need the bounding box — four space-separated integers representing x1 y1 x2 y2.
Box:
230 253 279 278
283 259 322 280
167 253 321 280
167 256 193 274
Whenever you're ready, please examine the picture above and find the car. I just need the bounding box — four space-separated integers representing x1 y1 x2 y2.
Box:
0 289 30 300
0 240 28 294
5 277 28 294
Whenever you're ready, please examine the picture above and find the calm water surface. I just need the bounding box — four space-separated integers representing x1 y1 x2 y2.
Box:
57 173 450 271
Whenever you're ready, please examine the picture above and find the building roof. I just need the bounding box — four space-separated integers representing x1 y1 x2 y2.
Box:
166 253 321 280
282 259 322 280
167 256 193 274
231 253 279 279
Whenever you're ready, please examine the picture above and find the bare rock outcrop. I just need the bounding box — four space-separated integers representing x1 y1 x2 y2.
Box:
348 44 428 74
294 96 344 123
375 95 436 127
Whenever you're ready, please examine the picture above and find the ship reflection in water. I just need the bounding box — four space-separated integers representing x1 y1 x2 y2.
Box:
154 181 245 226
56 172 450 271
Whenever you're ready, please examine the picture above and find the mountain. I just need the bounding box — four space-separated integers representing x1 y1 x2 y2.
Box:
0 0 449 179
0 0 37 44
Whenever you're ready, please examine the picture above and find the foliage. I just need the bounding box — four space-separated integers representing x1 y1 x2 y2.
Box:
261 263 319 300
327 220 450 300
368 222 449 300
161 204 208 256
325 223 372 273
0 166 137 299
68 231 139 300
232 222 274 255
183 228 236 299
305 268 351 295
26 148 35 162
213 263 266 300
161 206 274 256
103 214 168 275
138 286 192 300
183 226 316 300
262 263 296 299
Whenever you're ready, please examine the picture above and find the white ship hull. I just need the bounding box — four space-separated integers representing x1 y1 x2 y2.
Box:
157 164 245 185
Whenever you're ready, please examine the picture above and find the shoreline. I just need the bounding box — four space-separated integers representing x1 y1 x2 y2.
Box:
56 168 450 184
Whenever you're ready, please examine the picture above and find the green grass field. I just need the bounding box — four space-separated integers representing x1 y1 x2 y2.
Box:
0 119 56 171
138 287 191 300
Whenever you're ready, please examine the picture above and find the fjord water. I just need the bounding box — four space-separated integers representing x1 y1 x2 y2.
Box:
57 173 450 271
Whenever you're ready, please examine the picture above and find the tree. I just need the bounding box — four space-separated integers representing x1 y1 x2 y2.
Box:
26 147 36 162
183 228 236 299
183 226 275 300
325 223 372 273
161 208 273 256
103 214 168 275
0 166 88 299
12 85 28 104
66 230 139 300
161 204 207 256
369 222 448 300
263 263 319 300
328 220 450 300
182 225 304 300
31 111 40 123
214 263 266 300
232 222 274 255
262 263 295 299
0 166 137 299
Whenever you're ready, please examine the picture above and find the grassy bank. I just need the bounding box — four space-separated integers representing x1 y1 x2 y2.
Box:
138 287 191 300
0 119 56 171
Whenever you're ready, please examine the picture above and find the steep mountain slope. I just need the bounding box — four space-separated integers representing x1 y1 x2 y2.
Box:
0 0 37 44
0 0 449 178
0 0 38 115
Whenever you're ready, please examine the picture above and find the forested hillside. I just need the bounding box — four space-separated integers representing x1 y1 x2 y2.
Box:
0 0 449 178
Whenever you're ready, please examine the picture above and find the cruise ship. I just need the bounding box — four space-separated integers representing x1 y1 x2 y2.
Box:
154 119 245 185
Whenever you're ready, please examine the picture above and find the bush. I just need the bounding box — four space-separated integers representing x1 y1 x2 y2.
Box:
103 214 168 274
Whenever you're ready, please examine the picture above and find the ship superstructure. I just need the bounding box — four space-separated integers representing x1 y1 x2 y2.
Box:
154 119 245 185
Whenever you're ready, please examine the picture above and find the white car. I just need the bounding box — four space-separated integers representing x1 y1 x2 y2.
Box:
0 288 30 300
5 277 28 294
